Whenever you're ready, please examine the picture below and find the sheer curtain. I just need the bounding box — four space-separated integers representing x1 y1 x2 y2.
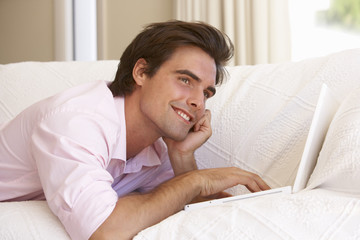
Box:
54 0 97 61
174 0 291 65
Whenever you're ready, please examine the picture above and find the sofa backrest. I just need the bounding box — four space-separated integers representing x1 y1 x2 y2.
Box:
0 60 119 124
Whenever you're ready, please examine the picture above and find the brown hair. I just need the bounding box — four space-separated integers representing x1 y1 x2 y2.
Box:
108 20 234 96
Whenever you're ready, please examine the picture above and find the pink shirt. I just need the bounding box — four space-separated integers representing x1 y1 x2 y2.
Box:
0 81 174 240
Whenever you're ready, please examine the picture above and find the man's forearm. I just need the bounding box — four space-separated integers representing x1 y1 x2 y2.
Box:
90 167 271 240
90 171 201 240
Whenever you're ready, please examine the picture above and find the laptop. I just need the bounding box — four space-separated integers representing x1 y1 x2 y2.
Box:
184 84 340 211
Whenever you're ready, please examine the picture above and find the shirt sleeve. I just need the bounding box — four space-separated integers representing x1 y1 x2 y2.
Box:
31 110 119 240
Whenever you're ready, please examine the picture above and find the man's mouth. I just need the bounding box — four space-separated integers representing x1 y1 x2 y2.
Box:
173 107 193 123
176 110 190 121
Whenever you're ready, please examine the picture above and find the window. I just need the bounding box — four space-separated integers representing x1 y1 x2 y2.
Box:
289 0 360 61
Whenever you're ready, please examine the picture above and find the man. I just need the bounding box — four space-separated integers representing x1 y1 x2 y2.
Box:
0 21 269 239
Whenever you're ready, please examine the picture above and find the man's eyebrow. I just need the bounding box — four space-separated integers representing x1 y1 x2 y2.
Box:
175 69 200 81
175 69 216 96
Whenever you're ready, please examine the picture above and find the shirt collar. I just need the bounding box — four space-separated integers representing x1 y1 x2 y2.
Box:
123 142 162 174
111 96 127 161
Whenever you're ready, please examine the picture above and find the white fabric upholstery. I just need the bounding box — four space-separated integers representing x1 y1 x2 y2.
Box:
308 87 360 194
0 201 71 240
1 49 360 239
135 189 360 240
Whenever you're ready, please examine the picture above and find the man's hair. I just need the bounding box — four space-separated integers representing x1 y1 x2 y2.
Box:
108 20 234 96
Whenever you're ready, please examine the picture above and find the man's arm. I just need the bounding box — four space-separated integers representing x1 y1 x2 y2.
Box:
90 167 270 240
90 110 270 239
164 109 238 202
163 109 212 175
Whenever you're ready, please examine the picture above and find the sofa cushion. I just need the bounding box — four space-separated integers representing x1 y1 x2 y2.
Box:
0 201 70 239
307 87 360 195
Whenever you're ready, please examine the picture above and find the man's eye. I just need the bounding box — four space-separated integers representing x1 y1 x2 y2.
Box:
180 77 190 84
204 91 210 99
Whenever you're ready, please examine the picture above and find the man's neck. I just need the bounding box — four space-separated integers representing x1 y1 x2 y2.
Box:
124 93 160 159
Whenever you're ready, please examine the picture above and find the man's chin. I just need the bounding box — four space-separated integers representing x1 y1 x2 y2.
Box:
170 134 187 142
165 131 189 142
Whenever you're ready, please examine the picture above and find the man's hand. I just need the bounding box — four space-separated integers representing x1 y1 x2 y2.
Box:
164 109 212 154
163 109 212 175
90 167 270 240
194 167 270 196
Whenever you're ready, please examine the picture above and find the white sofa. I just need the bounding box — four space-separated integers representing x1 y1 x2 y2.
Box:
1 49 360 239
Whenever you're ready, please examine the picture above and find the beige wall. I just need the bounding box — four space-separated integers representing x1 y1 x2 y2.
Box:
98 0 174 60
0 0 54 64
0 0 173 64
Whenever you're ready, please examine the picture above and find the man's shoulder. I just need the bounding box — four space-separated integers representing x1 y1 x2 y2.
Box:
54 80 112 105
37 81 115 116
16 80 121 133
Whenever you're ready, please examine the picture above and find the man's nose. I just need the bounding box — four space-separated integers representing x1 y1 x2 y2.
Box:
187 88 204 110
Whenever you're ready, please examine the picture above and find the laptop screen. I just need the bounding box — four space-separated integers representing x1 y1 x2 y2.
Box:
292 84 340 193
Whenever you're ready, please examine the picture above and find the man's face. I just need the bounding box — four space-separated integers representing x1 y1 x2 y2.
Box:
137 46 217 141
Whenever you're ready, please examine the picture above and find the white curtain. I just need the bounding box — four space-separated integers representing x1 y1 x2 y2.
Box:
54 0 73 61
54 0 97 61
174 0 291 65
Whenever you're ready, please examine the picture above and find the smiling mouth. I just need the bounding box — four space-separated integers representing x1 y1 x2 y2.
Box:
173 107 193 123
176 110 190 121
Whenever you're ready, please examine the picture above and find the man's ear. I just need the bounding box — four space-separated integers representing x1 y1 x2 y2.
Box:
132 58 148 86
